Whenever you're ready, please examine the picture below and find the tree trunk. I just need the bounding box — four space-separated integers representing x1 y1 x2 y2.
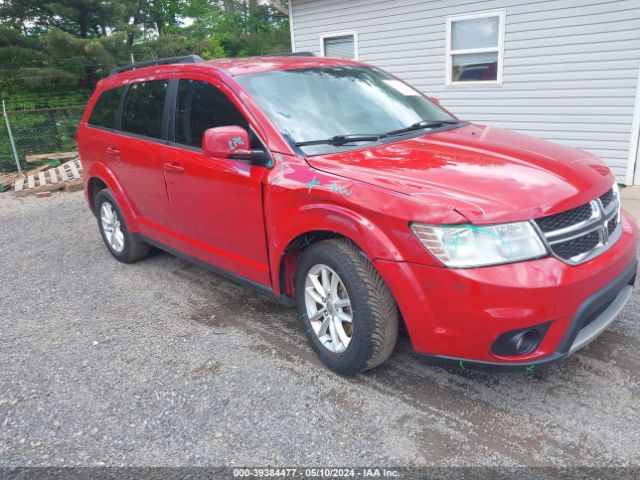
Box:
78 9 88 38
154 14 164 35
249 0 258 34
128 8 141 47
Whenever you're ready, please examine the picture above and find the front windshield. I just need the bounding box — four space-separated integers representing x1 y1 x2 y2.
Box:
236 66 458 154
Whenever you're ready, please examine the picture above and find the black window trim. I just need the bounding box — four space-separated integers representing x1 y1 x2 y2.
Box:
166 77 271 159
86 85 127 132
166 79 179 144
86 123 118 135
115 84 128 131
87 81 171 146
119 79 170 141
85 76 273 165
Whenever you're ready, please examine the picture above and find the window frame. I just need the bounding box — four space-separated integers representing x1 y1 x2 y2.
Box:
172 78 253 150
166 76 270 156
87 86 126 132
445 9 505 87
119 79 171 140
319 30 359 60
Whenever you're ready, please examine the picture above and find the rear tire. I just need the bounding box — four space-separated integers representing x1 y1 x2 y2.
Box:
295 239 398 375
95 189 150 263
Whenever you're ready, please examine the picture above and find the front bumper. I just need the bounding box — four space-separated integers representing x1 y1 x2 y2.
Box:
374 211 638 371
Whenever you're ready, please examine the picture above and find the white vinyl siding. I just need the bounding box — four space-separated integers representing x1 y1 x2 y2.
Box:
290 0 640 183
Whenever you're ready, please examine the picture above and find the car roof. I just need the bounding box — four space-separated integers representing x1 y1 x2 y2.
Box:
203 55 364 76
97 55 365 91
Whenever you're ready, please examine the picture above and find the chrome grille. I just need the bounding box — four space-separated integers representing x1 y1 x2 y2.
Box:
536 203 593 233
607 215 618 236
534 187 621 264
552 230 600 260
600 189 615 210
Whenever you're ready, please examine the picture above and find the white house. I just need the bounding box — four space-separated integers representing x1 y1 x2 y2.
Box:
287 0 640 185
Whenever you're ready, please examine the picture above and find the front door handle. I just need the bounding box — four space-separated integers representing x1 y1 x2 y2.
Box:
163 162 185 173
106 146 120 156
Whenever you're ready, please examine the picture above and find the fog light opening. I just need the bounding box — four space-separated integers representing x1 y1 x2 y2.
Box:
508 330 538 355
491 322 551 358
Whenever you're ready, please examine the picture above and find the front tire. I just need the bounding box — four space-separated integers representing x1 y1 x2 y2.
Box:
295 239 399 375
95 189 150 263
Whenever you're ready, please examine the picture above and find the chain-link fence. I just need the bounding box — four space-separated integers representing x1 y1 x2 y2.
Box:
0 92 90 172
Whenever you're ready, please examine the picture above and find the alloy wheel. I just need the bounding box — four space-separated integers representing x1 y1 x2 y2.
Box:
304 264 353 353
100 202 125 253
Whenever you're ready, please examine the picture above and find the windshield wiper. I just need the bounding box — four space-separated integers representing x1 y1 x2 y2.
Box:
382 120 459 138
294 120 460 148
295 134 381 147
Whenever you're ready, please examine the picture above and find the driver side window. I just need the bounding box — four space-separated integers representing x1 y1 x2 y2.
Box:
175 79 258 148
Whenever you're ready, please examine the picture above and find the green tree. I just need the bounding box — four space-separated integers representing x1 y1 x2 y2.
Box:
0 0 291 94
0 0 129 37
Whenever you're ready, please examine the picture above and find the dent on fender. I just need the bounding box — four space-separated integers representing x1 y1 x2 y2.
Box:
298 204 402 259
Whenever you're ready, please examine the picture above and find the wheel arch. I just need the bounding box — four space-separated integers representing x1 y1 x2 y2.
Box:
86 163 140 232
277 230 359 299
271 204 404 298
87 177 108 213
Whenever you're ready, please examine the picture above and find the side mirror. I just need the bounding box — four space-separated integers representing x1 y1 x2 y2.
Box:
429 96 441 106
202 125 271 167
202 126 251 159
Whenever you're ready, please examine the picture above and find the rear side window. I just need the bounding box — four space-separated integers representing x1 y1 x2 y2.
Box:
88 87 124 129
175 79 249 148
122 80 168 139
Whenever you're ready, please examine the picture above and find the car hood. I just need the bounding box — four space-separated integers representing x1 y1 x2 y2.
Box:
305 123 615 223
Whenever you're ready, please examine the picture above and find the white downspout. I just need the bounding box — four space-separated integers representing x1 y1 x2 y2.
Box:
288 0 296 53
626 65 640 185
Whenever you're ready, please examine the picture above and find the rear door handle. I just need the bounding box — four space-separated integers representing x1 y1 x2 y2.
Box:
163 162 185 173
106 146 120 156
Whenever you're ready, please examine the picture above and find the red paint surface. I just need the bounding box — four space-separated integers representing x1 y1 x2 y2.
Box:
202 125 251 158
77 56 638 364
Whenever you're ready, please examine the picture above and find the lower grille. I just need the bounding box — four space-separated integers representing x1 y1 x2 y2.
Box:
534 187 620 264
582 297 615 330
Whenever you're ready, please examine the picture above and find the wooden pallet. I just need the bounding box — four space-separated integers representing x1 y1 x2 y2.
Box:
14 158 83 196
25 150 79 164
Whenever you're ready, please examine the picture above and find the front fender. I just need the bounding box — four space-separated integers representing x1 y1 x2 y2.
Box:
264 154 465 295
276 202 403 257
268 202 407 296
86 162 140 232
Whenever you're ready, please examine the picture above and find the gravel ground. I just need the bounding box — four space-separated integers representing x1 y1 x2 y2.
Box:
1 191 639 468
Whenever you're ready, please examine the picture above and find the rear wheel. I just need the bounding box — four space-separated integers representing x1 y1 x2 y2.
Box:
95 189 150 263
295 239 398 375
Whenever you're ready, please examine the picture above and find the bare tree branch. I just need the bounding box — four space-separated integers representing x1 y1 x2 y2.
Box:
267 0 289 16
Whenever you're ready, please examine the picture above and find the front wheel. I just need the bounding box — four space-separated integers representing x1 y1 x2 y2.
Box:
295 239 399 375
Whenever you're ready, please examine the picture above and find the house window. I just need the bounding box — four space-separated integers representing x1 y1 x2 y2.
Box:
320 31 358 59
446 10 505 86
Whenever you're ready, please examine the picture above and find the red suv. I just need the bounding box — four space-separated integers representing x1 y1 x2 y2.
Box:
77 54 637 374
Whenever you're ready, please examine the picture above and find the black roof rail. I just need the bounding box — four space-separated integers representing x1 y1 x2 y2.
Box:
254 51 316 57
109 55 204 76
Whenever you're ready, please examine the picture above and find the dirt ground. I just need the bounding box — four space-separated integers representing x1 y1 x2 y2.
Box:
1 191 639 468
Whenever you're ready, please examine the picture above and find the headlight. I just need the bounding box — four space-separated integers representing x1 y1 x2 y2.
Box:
411 222 548 268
